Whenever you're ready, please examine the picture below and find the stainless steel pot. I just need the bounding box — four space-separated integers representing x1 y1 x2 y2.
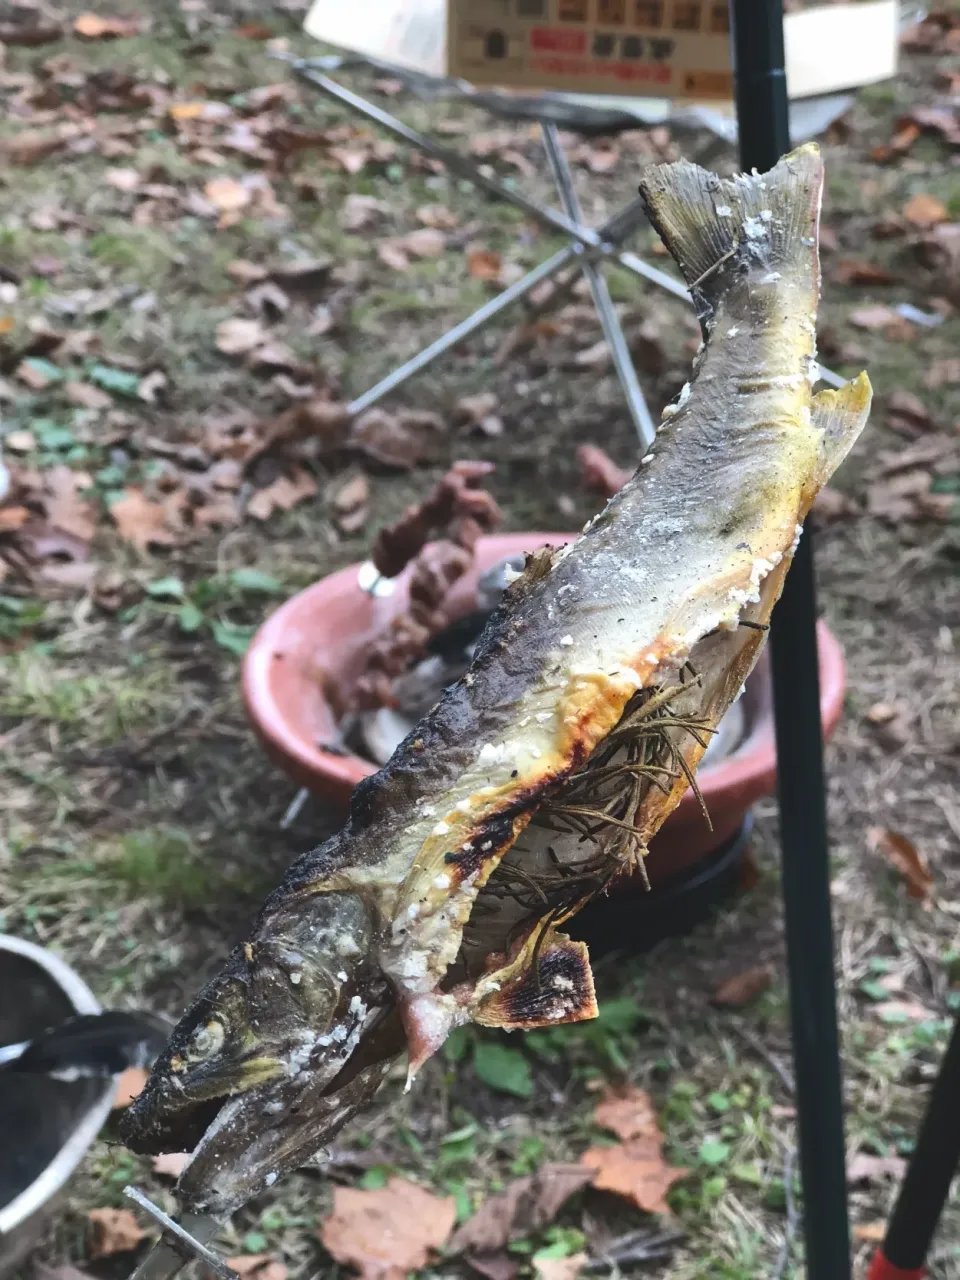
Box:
0 935 116 1278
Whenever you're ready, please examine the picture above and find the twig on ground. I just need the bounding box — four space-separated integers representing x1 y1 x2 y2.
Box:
584 1225 686 1271
728 1021 796 1096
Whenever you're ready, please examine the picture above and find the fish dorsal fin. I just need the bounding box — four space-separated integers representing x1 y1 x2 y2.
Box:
812 371 873 484
638 142 824 318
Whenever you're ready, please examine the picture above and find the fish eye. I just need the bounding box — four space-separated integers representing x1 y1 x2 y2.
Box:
190 1019 225 1056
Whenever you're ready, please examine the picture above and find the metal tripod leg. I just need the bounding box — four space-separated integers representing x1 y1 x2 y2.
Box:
292 63 844 396
540 122 655 447
347 246 574 416
346 201 646 418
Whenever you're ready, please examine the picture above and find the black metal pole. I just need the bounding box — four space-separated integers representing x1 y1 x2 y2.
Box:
729 2 852 1278
877 1014 960 1273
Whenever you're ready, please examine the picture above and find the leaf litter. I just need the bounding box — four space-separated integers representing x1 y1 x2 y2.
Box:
319 1177 456 1280
580 1086 688 1214
867 827 933 899
450 1164 594 1253
86 1208 146 1257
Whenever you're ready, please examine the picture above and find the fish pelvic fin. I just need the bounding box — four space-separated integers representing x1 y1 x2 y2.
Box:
638 142 823 317
473 927 598 1031
812 370 873 484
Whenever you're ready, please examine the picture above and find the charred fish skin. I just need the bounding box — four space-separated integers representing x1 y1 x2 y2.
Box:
121 143 871 1216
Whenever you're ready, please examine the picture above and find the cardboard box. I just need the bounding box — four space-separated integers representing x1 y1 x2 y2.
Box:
304 0 897 103
447 0 733 100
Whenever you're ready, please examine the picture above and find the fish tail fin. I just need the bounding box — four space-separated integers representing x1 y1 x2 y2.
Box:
812 370 873 483
638 142 823 313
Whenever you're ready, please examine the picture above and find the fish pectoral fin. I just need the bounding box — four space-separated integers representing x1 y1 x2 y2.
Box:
812 371 873 484
472 927 598 1031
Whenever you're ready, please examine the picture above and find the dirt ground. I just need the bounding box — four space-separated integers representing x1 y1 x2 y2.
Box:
1 2 958 1278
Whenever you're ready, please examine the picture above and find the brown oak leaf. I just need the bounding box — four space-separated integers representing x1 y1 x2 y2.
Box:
319 1177 456 1280
581 1086 687 1214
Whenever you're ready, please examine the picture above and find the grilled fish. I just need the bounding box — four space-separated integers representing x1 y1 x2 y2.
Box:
122 142 871 1215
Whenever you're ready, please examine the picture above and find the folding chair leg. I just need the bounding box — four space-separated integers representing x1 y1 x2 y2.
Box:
347 246 574 416
541 123 656 448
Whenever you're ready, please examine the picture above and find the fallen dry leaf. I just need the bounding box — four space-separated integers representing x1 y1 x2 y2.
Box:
378 228 447 270
583 142 619 174
139 370 167 404
40 561 100 590
0 21 63 45
464 1254 518 1280
417 203 459 229
44 466 96 542
332 474 369 534
169 100 233 122
573 339 612 370
31 255 66 278
713 965 774 1007
581 1086 687 1214
247 469 318 521
319 1177 456 1280
830 259 897 286
5 430 36 453
113 1066 149 1108
105 167 141 192
814 487 859 521
847 1153 906 1185
578 444 630 498
534 1255 587 1280
224 1258 286 1280
870 824 931 896
450 1165 594 1254
865 701 899 725
405 228 447 258
205 176 251 214
925 357 960 388
228 259 268 285
848 304 899 331
874 1000 935 1022
151 1151 191 1178
864 701 912 748
216 317 267 356
110 489 179 551
247 341 300 374
73 12 143 38
340 193 389 232
903 193 948 228
581 1143 687 1215
592 1086 660 1142
853 1223 887 1244
86 1208 145 1257
65 380 113 410
350 409 430 470
0 507 30 533
455 392 503 436
467 248 505 283
16 360 57 390
34 1264 98 1280
886 388 935 436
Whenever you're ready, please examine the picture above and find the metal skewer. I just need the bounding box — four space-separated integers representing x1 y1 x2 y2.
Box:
123 1187 234 1280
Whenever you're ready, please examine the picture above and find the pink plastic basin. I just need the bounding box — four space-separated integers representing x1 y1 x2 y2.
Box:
242 533 845 887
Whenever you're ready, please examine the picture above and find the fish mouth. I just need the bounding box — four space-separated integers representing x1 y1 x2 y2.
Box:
120 886 402 1180
120 954 405 1214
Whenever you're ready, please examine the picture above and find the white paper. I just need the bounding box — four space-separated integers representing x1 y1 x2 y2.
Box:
303 0 447 78
785 0 898 99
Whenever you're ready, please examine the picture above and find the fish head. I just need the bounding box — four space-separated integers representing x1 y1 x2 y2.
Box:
120 885 404 1212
